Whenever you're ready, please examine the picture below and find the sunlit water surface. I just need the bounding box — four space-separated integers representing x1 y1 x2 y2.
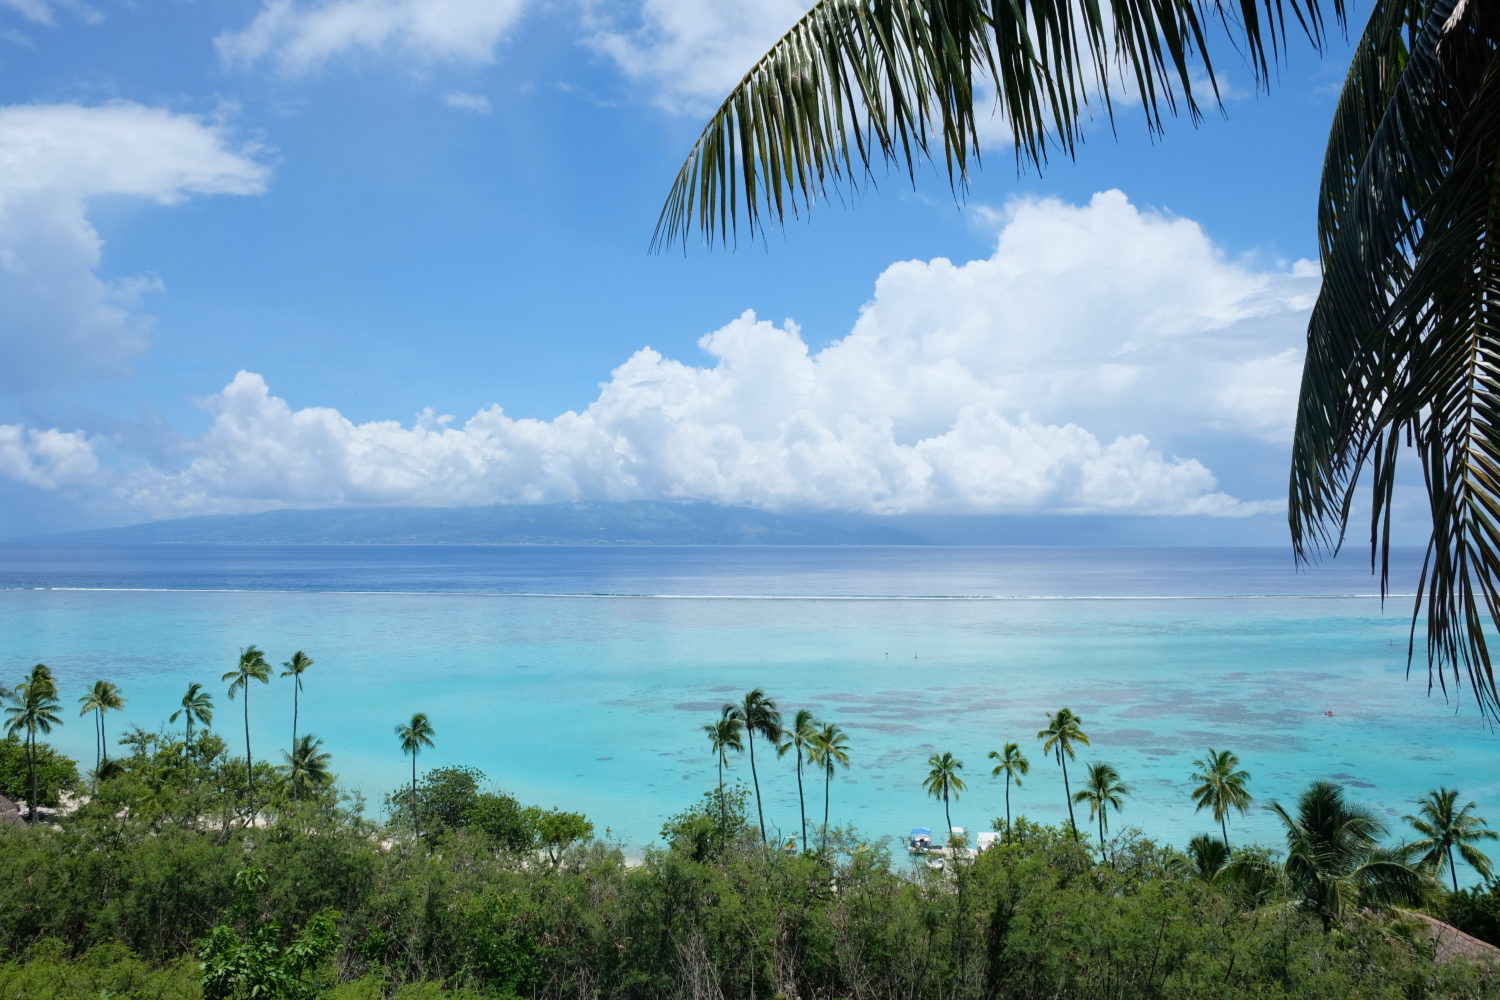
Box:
0 544 1491 863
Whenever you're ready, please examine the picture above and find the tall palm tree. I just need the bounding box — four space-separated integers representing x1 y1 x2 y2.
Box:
1405 787 1498 893
1270 780 1434 932
807 721 850 852
778 708 820 850
725 688 782 846
658 0 1500 719
77 680 125 773
1074 761 1129 853
1037 708 1089 842
988 742 1029 839
222 645 272 817
1189 748 1253 848
281 733 333 800
396 712 436 836
280 651 314 759
704 706 744 830
923 751 966 845
4 674 63 822
170 682 214 747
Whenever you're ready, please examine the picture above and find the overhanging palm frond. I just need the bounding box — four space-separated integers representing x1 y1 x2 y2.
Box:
1290 0 1500 716
653 0 1338 251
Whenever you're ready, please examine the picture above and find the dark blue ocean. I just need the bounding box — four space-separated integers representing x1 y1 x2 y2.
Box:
0 543 1491 865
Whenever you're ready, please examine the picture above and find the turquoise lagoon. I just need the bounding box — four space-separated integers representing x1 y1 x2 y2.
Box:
0 544 1494 860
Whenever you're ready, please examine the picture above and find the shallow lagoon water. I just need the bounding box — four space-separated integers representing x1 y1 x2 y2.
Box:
0 544 1494 862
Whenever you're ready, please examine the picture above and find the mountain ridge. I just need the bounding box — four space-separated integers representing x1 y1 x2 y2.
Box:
34 501 925 546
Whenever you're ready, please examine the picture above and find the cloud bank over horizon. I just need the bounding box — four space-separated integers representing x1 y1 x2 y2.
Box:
1 191 1315 526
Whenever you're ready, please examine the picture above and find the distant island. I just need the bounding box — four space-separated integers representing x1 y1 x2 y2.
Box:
37 501 925 546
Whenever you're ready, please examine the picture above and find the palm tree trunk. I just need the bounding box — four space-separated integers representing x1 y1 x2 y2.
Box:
822 769 831 853
243 691 254 819
1451 846 1460 893
26 730 37 823
1099 812 1105 852
795 746 807 851
1004 776 1011 840
291 686 299 761
944 788 953 847
1221 814 1229 849
100 710 108 764
94 710 101 773
1061 756 1078 842
717 754 726 830
411 752 419 838
747 730 767 847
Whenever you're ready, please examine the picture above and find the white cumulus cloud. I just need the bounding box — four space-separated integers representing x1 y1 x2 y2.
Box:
31 190 1311 522
0 425 98 489
219 0 529 74
0 102 270 390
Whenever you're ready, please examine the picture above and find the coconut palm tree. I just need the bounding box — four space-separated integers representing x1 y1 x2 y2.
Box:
658 0 1500 719
704 705 744 830
4 673 63 822
1270 780 1434 933
1177 833 1234 883
923 751 966 845
1405 787 1497 893
777 708 820 850
25 664 55 698
281 733 333 800
77 680 125 774
222 645 272 817
280 650 314 759
1037 708 1088 842
1190 748 1253 848
807 721 851 852
1074 761 1129 853
396 712 436 836
170 682 214 748
725 688 783 846
988 742 1029 839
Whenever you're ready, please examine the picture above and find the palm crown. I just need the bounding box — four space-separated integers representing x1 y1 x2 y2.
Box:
1270 780 1434 932
1190 748 1253 847
658 0 1500 716
171 682 214 735
1074 761 1129 851
1405 786 1498 892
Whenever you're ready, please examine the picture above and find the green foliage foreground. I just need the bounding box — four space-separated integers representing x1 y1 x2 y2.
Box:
1 740 1499 1000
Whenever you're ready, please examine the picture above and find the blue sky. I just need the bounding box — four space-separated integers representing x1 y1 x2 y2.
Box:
0 0 1404 545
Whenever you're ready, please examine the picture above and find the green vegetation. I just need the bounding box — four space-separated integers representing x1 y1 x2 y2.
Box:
6 669 1500 997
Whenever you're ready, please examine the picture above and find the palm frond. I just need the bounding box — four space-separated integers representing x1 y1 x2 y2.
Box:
1290 0 1500 716
653 0 1337 251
